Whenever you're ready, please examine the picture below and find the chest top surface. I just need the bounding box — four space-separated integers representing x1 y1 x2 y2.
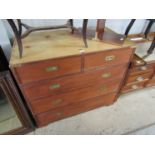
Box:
10 29 135 66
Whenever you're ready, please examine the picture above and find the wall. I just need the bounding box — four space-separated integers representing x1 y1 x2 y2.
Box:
0 19 155 60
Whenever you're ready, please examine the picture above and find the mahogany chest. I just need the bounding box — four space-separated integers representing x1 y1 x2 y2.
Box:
10 30 135 127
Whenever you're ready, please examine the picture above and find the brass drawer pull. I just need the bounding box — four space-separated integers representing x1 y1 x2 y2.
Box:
52 99 62 105
140 66 147 71
49 84 61 90
100 86 107 91
136 76 144 82
132 85 138 89
102 73 111 78
46 66 59 72
105 55 116 61
56 112 63 116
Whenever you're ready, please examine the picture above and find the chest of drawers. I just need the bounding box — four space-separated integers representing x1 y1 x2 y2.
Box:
10 30 135 127
121 54 155 93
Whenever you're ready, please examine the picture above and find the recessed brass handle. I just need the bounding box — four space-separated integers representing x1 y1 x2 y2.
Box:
46 66 59 72
56 112 63 116
140 66 147 71
100 86 107 91
136 76 144 82
52 99 62 105
105 55 116 61
132 85 138 89
102 73 111 78
49 84 61 90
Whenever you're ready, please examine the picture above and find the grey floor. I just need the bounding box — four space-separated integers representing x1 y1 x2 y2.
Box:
27 86 155 135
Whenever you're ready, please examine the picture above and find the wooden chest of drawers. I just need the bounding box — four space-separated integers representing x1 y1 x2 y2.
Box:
10 30 135 127
121 54 155 93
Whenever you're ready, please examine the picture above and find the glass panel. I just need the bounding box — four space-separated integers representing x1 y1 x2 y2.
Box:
0 84 22 134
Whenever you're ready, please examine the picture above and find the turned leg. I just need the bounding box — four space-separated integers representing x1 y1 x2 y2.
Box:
124 19 136 37
147 36 155 54
82 19 88 48
7 19 23 58
144 20 153 38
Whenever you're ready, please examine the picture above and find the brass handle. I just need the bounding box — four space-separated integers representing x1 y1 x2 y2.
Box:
100 86 107 91
46 66 59 72
49 84 61 90
52 99 62 105
140 66 147 71
132 85 138 89
56 112 63 116
136 76 144 82
105 55 116 61
102 73 111 78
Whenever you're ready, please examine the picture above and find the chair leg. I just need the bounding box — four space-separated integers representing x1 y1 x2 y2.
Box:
147 36 155 54
82 19 88 48
7 19 23 58
124 19 136 37
69 19 74 34
144 20 153 38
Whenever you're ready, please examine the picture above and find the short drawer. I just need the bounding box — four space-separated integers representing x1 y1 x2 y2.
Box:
35 92 117 127
84 47 133 70
121 81 146 93
29 79 121 114
125 72 153 85
13 56 82 84
22 65 127 101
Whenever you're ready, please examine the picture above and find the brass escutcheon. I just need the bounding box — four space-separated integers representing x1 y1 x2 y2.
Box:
105 55 116 61
46 66 59 72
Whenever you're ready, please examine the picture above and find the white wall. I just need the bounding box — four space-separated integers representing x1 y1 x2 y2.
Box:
0 19 155 60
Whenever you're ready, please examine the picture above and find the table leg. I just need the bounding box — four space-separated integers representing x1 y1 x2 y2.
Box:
144 20 153 38
82 19 88 48
124 19 136 37
147 36 155 54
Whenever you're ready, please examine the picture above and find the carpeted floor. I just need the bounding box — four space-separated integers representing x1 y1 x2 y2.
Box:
27 86 155 135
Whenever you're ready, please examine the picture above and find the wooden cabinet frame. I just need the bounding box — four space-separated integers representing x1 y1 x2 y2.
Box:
0 71 34 135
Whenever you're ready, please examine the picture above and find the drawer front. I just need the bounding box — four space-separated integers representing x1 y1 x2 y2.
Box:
84 47 133 70
30 79 121 114
121 81 146 93
145 78 155 87
23 65 127 101
13 56 82 84
35 92 117 127
128 65 154 76
126 72 153 84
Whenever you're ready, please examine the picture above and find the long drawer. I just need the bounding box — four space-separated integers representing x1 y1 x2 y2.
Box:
84 47 133 70
125 72 153 85
13 56 82 85
29 79 121 114
35 92 117 127
22 65 127 101
128 65 154 76
121 81 147 93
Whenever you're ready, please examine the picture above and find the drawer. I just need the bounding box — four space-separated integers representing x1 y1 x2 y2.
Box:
121 81 146 93
145 77 155 87
128 65 154 76
22 65 127 101
130 54 146 67
126 72 153 85
13 56 82 84
30 79 121 114
84 47 133 70
35 92 117 127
